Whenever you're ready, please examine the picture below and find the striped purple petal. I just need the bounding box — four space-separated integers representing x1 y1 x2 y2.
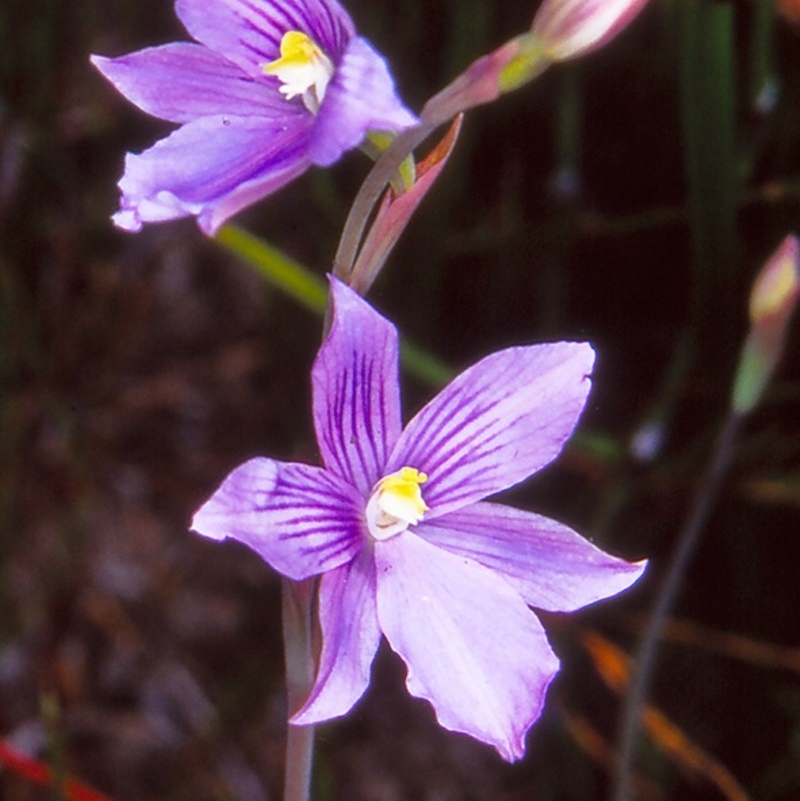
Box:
175 0 355 78
113 113 313 233
416 501 647 612
375 532 560 762
91 43 294 125
386 342 595 518
309 36 418 166
312 278 402 496
191 457 365 580
292 548 381 723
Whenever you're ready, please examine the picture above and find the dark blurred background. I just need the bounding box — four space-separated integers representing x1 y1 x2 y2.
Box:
2 0 800 799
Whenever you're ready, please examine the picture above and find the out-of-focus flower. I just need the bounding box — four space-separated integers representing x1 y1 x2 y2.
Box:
92 0 416 234
532 0 651 62
733 235 800 414
192 277 645 760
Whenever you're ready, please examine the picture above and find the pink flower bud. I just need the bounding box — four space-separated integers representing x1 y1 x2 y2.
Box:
749 235 800 328
733 235 799 414
532 0 651 61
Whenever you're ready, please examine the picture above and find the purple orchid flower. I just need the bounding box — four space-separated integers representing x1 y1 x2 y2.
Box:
192 277 646 760
91 0 416 234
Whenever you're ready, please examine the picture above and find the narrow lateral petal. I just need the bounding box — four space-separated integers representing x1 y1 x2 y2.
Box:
176 0 355 78
312 278 402 496
416 502 647 612
191 457 365 580
387 342 595 518
113 114 312 233
91 44 292 124
292 548 381 724
376 532 560 761
310 36 418 166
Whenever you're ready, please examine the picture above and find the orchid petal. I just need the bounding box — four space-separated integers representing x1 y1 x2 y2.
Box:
312 278 402 495
376 532 559 761
113 114 312 233
387 342 595 518
417 502 647 612
91 44 293 124
176 0 355 78
292 548 380 723
310 36 418 166
191 457 364 580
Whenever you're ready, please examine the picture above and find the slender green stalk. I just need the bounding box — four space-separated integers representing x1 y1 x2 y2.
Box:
281 578 317 801
333 123 435 279
215 224 452 386
679 0 738 372
215 225 328 314
611 411 743 801
399 340 452 387
555 64 581 194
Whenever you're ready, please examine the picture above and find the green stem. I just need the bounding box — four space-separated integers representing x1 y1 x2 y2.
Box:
215 224 452 387
215 225 327 315
678 0 738 373
333 123 435 279
611 411 743 801
281 578 317 801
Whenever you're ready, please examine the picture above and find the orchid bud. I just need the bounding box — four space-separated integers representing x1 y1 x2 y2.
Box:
532 0 651 62
733 236 800 414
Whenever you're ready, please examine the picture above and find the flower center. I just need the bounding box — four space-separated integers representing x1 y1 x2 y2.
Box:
365 467 429 541
262 31 334 114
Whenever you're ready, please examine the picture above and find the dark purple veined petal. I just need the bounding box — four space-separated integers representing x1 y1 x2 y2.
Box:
375 532 560 761
176 0 355 78
112 113 313 233
292 548 381 723
191 457 365 580
91 43 295 125
386 342 595 519
312 278 402 496
309 36 418 167
416 501 647 612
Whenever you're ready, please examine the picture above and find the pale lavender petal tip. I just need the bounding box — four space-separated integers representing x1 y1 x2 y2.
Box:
111 114 312 234
376 533 560 761
418 502 647 613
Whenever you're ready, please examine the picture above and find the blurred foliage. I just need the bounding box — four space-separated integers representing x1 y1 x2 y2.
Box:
1 0 800 799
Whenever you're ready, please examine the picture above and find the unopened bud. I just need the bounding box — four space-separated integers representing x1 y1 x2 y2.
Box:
733 235 799 414
532 0 651 62
749 236 799 326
